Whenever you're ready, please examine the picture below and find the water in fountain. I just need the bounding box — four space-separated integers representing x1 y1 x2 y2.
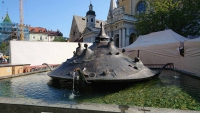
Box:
69 71 76 99
173 65 179 79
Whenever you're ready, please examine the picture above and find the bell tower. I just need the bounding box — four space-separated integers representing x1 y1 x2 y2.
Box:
86 3 96 28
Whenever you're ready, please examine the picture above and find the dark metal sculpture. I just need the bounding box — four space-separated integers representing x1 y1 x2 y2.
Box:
48 23 173 85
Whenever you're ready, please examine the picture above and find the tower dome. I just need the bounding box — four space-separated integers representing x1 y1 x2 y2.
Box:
86 3 96 16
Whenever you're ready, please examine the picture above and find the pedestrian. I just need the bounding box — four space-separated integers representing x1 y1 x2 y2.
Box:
1 56 7 64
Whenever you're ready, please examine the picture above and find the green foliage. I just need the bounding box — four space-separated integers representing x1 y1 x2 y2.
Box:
134 0 200 36
0 41 9 55
53 36 66 42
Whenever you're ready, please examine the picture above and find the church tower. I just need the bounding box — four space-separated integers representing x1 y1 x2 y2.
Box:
86 3 96 28
107 0 117 19
3 12 11 23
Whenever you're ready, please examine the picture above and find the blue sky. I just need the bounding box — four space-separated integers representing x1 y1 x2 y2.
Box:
0 0 110 37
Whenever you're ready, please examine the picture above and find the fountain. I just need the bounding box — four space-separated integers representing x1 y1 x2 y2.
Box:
48 23 172 86
1 22 200 111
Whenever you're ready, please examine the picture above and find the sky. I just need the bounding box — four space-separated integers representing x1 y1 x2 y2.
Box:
0 0 110 37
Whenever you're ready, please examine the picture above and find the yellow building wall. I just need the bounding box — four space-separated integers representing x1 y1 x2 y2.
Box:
0 67 12 76
118 0 142 15
118 0 131 15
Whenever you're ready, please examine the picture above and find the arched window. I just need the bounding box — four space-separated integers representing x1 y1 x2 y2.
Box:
137 1 146 14
115 38 119 48
129 33 137 45
113 34 119 48
91 18 93 22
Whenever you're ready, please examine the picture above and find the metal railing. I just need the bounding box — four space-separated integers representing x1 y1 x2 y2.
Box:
144 64 174 69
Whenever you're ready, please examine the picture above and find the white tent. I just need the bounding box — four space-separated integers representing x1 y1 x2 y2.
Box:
123 29 189 69
183 37 200 76
125 29 188 50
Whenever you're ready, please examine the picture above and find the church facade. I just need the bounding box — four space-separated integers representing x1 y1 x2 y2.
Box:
68 3 106 42
105 0 146 48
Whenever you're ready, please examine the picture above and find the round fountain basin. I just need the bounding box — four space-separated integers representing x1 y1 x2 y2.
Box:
0 70 200 110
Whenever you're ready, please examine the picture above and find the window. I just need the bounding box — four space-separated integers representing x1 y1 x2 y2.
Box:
33 36 35 39
91 18 93 22
40 36 42 40
137 1 146 14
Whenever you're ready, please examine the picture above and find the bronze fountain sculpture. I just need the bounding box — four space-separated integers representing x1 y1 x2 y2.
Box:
47 23 173 86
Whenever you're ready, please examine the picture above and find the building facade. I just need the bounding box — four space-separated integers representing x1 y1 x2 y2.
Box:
29 27 63 42
105 0 146 48
47 29 63 41
0 13 29 43
68 15 86 42
28 27 48 41
68 3 106 42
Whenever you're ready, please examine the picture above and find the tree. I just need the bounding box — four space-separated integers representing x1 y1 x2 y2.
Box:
134 0 200 37
0 41 9 55
53 36 66 42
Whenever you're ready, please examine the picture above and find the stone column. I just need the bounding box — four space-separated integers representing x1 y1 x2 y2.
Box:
122 28 126 47
119 28 122 48
126 28 129 46
109 31 112 37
